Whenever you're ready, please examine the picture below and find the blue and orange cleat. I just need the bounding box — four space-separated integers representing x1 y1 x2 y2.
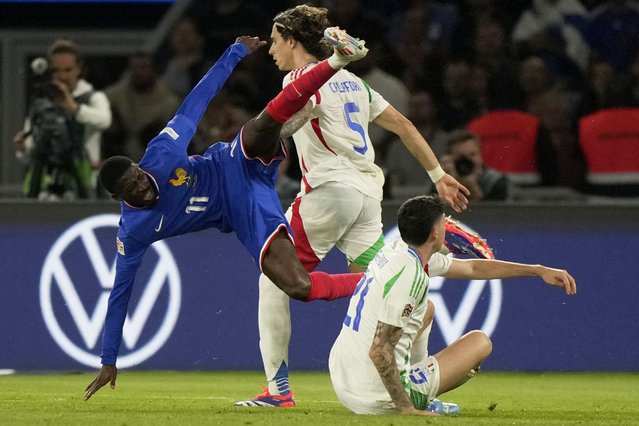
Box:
443 217 494 259
426 398 461 415
233 386 296 408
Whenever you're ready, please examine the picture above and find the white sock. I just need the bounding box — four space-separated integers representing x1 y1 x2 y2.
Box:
258 273 291 395
327 52 349 69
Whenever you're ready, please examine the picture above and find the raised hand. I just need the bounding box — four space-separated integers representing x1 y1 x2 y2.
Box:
434 174 470 213
235 36 267 54
50 79 79 114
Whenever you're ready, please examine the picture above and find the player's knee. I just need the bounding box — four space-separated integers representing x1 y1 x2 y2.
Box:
263 270 309 301
468 330 493 359
423 299 435 325
284 276 310 301
262 231 310 300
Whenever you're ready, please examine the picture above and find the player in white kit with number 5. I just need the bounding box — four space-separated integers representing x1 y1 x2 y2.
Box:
234 5 469 408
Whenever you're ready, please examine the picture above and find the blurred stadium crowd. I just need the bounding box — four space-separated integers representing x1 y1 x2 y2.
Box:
9 0 639 201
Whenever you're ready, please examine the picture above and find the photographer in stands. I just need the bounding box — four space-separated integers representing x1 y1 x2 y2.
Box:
441 130 511 202
13 39 111 200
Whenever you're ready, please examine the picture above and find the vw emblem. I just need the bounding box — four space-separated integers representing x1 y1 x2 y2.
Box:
40 214 181 368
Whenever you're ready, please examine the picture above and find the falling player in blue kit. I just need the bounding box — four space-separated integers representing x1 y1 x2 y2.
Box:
83 30 370 400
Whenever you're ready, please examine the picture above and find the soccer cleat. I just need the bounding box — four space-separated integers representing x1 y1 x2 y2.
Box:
444 217 494 259
323 27 368 60
426 398 461 415
233 386 296 408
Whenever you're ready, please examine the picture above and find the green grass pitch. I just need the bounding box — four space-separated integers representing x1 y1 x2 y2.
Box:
1 371 638 425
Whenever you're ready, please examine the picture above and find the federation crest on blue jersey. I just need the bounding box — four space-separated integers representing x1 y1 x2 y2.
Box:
169 168 191 187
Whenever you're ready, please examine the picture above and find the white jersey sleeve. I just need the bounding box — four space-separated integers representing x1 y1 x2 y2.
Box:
427 252 452 277
367 84 390 122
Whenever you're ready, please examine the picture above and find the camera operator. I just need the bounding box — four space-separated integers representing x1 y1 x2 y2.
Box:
13 39 111 200
441 130 511 202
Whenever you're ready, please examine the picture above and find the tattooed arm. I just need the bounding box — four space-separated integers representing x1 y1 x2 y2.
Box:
280 101 312 138
369 321 436 416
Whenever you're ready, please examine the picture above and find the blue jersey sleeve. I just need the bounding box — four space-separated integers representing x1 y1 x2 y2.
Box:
151 42 249 154
100 234 148 365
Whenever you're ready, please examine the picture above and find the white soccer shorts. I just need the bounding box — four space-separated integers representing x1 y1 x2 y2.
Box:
331 356 441 415
286 181 383 270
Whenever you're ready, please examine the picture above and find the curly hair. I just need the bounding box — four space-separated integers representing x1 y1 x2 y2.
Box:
273 4 332 60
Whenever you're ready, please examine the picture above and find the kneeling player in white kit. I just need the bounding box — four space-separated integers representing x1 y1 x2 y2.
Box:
329 195 577 416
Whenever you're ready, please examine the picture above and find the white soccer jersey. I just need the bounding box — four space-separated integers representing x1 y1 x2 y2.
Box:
329 240 452 405
283 64 390 200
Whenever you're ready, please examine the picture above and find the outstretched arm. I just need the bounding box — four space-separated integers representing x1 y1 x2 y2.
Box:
443 259 577 295
84 236 148 400
173 36 266 134
373 105 470 213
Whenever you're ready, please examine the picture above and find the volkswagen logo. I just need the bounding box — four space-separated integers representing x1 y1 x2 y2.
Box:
40 214 181 368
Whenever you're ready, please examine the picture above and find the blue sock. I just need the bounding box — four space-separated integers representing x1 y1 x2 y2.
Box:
269 361 290 395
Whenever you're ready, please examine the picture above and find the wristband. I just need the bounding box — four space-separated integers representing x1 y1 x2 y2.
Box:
427 165 445 183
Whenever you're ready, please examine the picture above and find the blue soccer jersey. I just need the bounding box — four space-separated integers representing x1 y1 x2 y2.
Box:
100 42 292 365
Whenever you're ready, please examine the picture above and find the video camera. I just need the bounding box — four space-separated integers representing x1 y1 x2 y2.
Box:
453 156 476 177
26 57 80 198
28 57 75 168
30 57 65 102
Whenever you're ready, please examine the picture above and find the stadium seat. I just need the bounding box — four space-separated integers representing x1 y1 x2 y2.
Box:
467 110 541 185
578 108 639 195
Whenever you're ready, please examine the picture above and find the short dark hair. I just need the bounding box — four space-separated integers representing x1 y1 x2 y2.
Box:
99 156 133 194
397 195 445 246
273 4 332 60
446 129 479 154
